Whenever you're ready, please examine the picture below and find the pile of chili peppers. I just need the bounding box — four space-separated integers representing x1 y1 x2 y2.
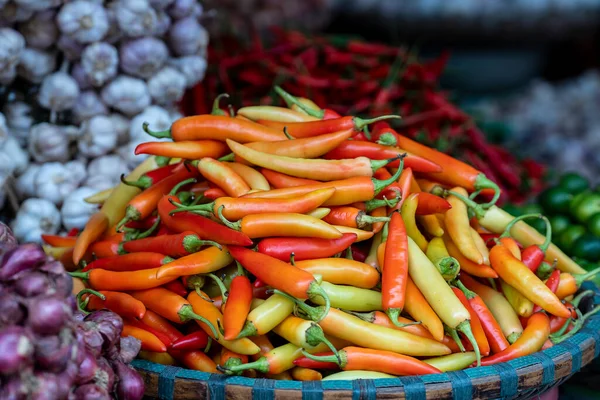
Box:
43 89 599 381
184 28 547 206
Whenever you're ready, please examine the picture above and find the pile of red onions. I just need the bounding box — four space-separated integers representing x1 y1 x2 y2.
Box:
0 222 144 400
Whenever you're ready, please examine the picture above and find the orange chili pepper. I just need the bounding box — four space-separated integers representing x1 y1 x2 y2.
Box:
293 258 380 289
390 167 414 209
261 169 319 188
480 313 550 366
82 252 173 272
122 325 167 352
227 139 400 182
41 234 77 248
370 206 388 234
222 264 253 341
140 310 183 345
82 289 146 320
323 206 389 230
415 192 452 215
69 267 177 291
218 210 342 240
218 343 302 375
290 367 322 381
144 115 287 142
445 187 484 264
224 162 270 191
443 235 498 279
256 115 399 138
178 351 219 373
88 233 124 258
220 348 249 368
298 347 441 376
122 231 219 258
451 287 490 356
197 157 250 198
73 212 109 265
404 277 445 341
135 140 228 159
170 188 335 221
381 211 409 327
489 243 571 318
155 245 232 279
555 269 600 299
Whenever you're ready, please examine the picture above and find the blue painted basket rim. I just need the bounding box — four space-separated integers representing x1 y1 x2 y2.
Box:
131 284 600 397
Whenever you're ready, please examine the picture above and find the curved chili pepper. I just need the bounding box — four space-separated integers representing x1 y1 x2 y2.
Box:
414 192 452 215
196 157 250 197
155 245 232 279
470 227 491 265
307 282 381 312
294 257 379 289
461 274 522 343
298 346 441 376
69 267 177 291
445 187 484 264
120 163 181 190
555 268 600 299
261 169 319 188
402 276 445 341
451 287 490 357
186 291 261 355
324 141 442 174
123 231 219 258
489 242 570 318
442 235 498 278
122 325 167 352
80 289 146 320
218 343 302 375
274 86 340 120
140 310 183 344
256 115 399 138
135 140 228 160
290 367 323 381
117 167 197 229
81 252 173 272
222 263 253 341
217 209 342 239
425 237 459 282
178 351 219 374
400 193 428 251
480 313 550 366
144 115 287 142
169 330 210 351
332 226 374 242
227 139 401 182
391 167 414 210
381 211 410 328
74 212 109 265
157 195 252 246
243 164 404 206
223 162 270 191
257 232 357 262
272 315 340 357
170 187 335 221
41 234 76 248
323 206 389 230
237 105 318 122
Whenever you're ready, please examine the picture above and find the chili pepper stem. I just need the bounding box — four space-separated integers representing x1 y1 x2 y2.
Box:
365 196 400 212
474 175 502 209
446 327 465 352
169 178 197 196
217 357 269 375
387 309 421 328
455 280 476 300
69 271 88 281
572 290 595 308
75 288 105 314
135 217 162 240
155 156 171 167
376 132 398 147
120 174 149 190
507 332 521 344
552 309 590 344
435 257 460 280
143 122 171 139
218 153 235 162
370 155 403 174
274 86 324 119
235 321 258 339
206 273 229 303
549 317 573 340
211 93 230 116
499 214 549 241
217 206 241 230
457 321 480 367
305 283 331 322
354 115 401 131
300 349 345 367
272 290 328 322
283 127 294 140
178 304 219 337
305 325 341 363
373 156 405 196
575 267 600 286
440 189 486 219
204 337 212 353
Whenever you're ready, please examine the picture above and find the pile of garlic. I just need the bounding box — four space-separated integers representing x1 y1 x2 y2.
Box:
0 0 208 243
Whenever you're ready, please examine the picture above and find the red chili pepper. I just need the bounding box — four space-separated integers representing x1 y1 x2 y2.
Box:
260 169 319 188
41 234 77 248
170 330 210 351
157 195 252 246
203 187 228 200
88 233 125 258
127 318 174 347
135 140 229 160
82 252 173 272
257 115 399 138
222 263 253 340
122 231 219 258
124 215 159 230
414 192 452 215
381 212 409 326
520 218 552 272
120 163 181 190
452 287 491 357
67 228 79 237
257 233 358 261
163 280 189 298
531 270 561 314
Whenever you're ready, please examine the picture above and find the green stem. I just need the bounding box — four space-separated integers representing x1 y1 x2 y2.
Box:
370 155 402 174
120 174 151 190
499 213 547 240
69 271 89 281
289 252 296 266
536 261 556 281
185 275 205 291
387 308 421 328
305 324 341 363
283 127 294 140
218 153 235 162
178 304 218 338
300 349 345 368
574 267 600 287
228 104 235 118
169 178 197 196
272 289 327 322
343 310 376 323
434 256 460 282
572 290 595 308
216 205 241 231
235 320 258 339
76 288 105 314
143 122 172 139
168 200 213 215
372 155 405 196
357 214 390 230
134 217 161 240
446 326 465 352
354 115 401 131
204 337 212 353
445 190 486 219
155 156 171 167
549 317 573 340
217 357 269 375
487 278 497 292
552 309 588 344
474 174 502 209
455 280 476 300
365 196 399 213
507 332 521 344
274 86 324 119
457 320 480 367
206 274 228 303
345 246 353 260
183 236 222 253
376 132 398 147
362 126 371 141
211 93 230 116
306 283 331 322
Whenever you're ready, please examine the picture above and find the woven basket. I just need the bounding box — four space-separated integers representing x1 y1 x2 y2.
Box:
132 284 600 400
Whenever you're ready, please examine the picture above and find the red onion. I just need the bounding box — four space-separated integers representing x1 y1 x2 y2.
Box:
0 326 34 375
73 384 111 400
14 271 50 297
0 244 46 281
75 349 98 385
0 292 25 328
84 310 123 350
113 360 144 400
30 372 61 400
95 357 115 393
34 329 74 373
118 336 142 364
27 297 72 335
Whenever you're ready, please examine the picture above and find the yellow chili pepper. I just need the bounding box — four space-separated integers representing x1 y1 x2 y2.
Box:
322 371 395 380
84 187 114 204
236 294 294 338
470 227 491 265
425 237 460 282
424 352 477 372
331 225 374 242
238 106 318 122
311 282 382 312
499 280 534 317
400 193 428 251
306 208 331 219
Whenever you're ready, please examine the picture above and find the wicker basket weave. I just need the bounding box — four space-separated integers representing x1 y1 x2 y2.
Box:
132 283 600 400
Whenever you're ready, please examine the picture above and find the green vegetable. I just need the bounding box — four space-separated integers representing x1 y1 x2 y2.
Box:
572 192 600 223
548 215 571 237
558 172 590 195
587 213 600 237
570 190 593 211
572 234 600 262
557 225 587 251
538 187 573 215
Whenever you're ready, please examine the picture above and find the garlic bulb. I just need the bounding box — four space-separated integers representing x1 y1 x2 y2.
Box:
101 75 151 116
2 136 29 176
61 187 99 230
12 198 61 243
168 0 195 19
153 10 171 36
168 55 207 88
77 115 117 157
168 16 208 56
84 175 115 191
18 10 58 49
108 113 131 145
150 0 175 9
38 71 80 112
2 101 33 145
0 2 34 24
0 151 14 185
148 66 186 105
57 0 109 44
81 42 119 87
34 161 86 205
71 62 92 90
57 34 84 61
119 37 168 79
15 163 40 199
72 90 108 123
0 112 8 147
14 0 62 12
0 28 25 76
17 47 56 83
28 123 71 163
87 154 130 185
116 0 158 38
